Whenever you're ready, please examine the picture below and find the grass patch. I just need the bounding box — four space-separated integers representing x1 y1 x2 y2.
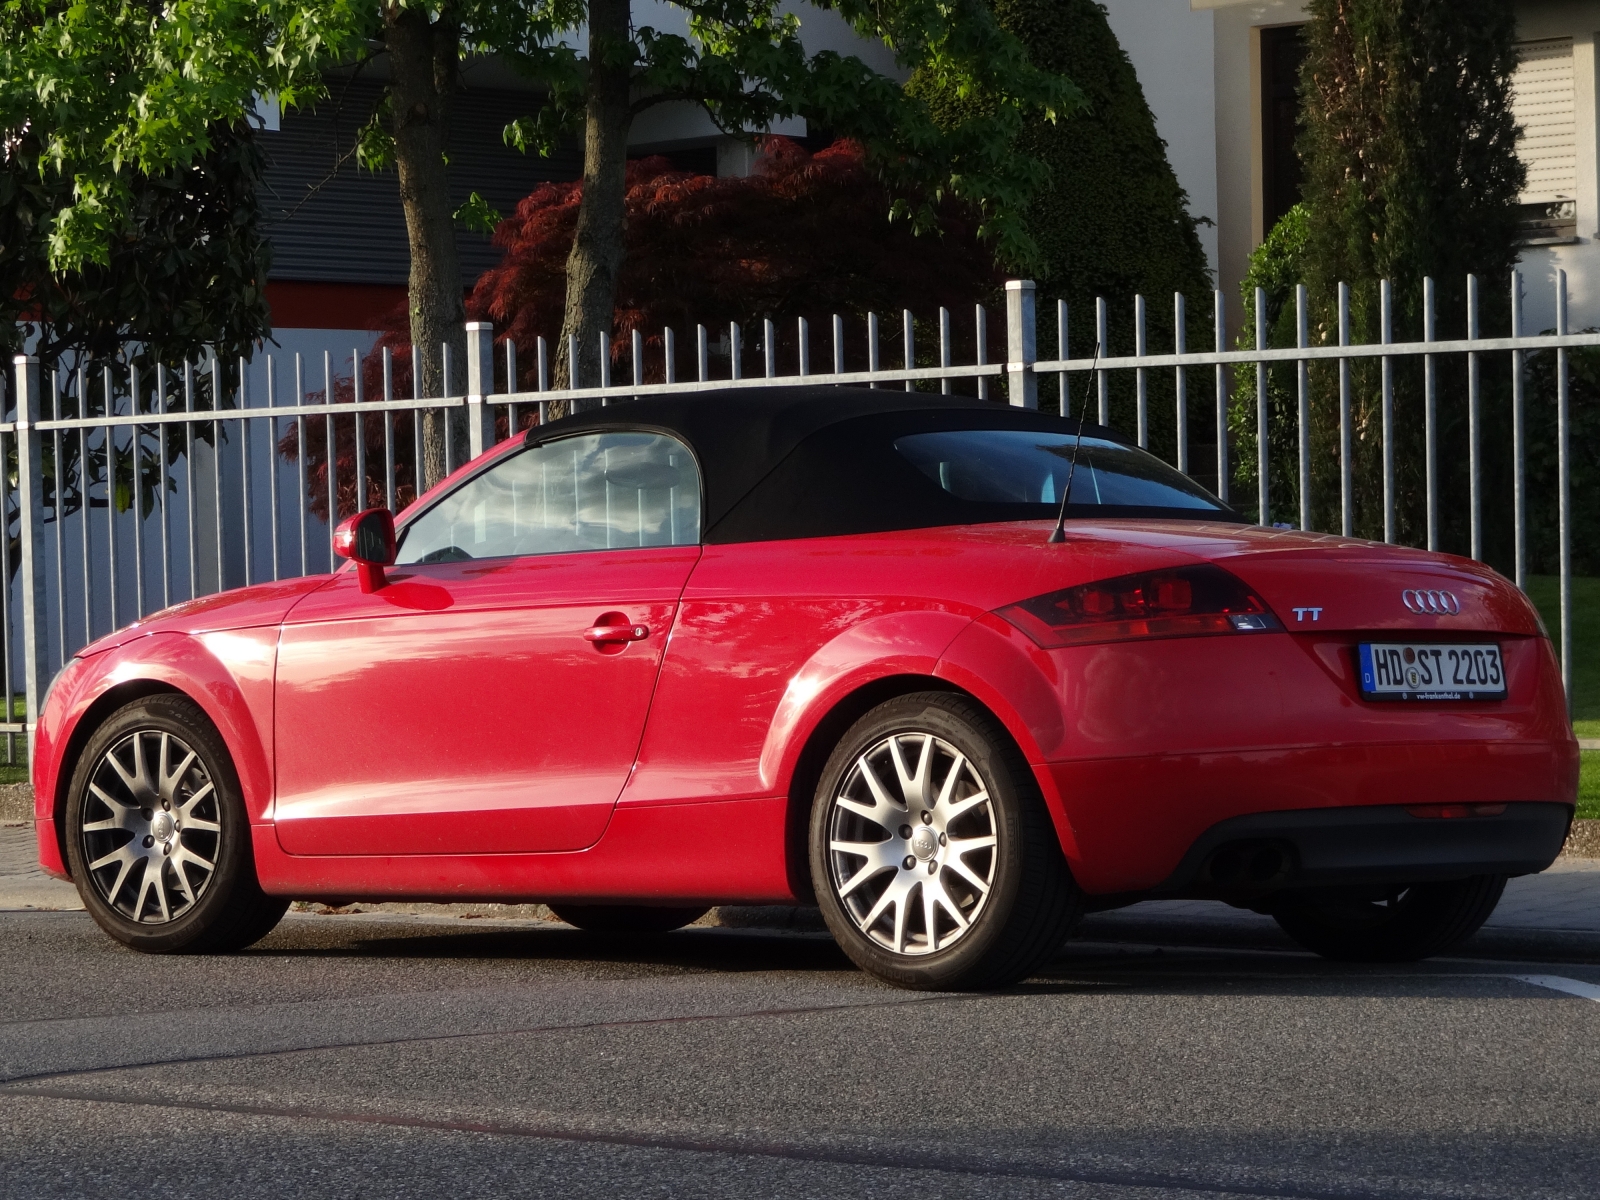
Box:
1581 753 1600 820
1525 576 1599 722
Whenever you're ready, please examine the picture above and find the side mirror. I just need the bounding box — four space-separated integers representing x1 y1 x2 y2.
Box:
333 508 397 593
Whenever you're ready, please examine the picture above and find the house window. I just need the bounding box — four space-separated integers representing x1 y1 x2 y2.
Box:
1260 24 1307 237
1512 38 1578 244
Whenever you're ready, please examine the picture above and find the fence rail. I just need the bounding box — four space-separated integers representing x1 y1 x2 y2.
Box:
6 269 1585 766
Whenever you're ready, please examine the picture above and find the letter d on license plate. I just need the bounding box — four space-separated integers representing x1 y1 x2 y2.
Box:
1358 642 1506 701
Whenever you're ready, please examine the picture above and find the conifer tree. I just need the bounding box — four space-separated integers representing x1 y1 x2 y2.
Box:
912 0 1214 470
1251 0 1524 544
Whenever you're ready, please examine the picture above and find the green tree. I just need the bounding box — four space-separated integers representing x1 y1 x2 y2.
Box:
4 0 1079 485
1242 0 1524 540
1 16 269 585
910 0 1213 468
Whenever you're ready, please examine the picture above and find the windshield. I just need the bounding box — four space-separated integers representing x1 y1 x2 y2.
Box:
894 430 1228 513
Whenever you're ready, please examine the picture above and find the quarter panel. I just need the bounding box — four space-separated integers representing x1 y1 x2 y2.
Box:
622 537 990 809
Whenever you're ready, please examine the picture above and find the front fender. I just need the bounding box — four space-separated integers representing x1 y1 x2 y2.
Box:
757 610 975 793
35 628 279 842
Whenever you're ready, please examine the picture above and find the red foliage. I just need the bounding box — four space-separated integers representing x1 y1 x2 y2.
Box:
282 136 1002 521
470 136 1002 382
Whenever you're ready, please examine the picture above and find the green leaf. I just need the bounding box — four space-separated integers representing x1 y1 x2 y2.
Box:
453 190 502 235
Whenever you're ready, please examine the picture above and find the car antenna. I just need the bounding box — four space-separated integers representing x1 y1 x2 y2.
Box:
1048 339 1101 544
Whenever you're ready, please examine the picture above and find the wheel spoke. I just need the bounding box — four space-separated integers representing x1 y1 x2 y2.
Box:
835 794 890 826
177 781 215 817
133 859 159 921
947 834 997 859
91 844 140 904
81 815 131 834
940 789 990 824
934 752 966 807
88 843 137 873
855 756 897 812
836 856 892 899
87 782 135 815
161 742 199 805
928 875 970 932
891 879 915 953
888 735 932 810
132 732 152 799
169 855 198 906
103 748 140 793
152 864 171 922
947 854 992 897
861 871 911 931
180 816 220 834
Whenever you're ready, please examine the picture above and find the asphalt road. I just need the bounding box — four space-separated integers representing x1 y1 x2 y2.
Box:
2 899 1599 1200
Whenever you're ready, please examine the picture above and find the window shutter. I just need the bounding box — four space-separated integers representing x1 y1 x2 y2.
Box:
1512 38 1576 205
1512 38 1577 243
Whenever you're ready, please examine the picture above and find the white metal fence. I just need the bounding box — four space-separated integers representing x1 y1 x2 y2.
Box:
3 270 1588 765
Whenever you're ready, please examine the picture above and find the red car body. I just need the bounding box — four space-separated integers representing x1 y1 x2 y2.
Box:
32 391 1579 911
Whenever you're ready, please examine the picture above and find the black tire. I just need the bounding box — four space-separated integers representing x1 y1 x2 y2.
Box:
64 694 288 954
1272 874 1507 962
809 692 1081 990
548 904 710 933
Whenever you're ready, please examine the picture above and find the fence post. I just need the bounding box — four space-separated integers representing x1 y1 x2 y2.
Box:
1005 280 1038 409
1255 287 1269 524
12 356 50 761
465 321 494 458
1555 270 1568 713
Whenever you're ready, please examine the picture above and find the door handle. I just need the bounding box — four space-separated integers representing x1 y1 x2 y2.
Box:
583 622 650 644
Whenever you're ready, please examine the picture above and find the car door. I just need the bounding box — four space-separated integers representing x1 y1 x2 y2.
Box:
273 429 702 856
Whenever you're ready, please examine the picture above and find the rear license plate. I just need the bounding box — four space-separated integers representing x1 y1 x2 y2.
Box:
1358 642 1506 701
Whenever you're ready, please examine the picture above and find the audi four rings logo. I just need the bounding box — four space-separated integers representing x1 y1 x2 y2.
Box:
1402 589 1461 615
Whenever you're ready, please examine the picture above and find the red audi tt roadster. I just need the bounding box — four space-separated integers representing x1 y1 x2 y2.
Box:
31 389 1578 988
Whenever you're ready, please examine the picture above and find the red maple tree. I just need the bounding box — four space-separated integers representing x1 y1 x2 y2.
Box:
282 136 1002 520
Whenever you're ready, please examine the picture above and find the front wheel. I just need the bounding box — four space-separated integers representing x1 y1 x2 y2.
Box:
809 692 1081 991
1272 874 1507 962
64 694 288 954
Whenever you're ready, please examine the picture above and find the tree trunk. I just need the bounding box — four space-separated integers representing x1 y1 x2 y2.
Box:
385 4 466 488
554 0 634 414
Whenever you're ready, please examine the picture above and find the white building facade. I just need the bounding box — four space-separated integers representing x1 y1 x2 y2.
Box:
1109 0 1600 336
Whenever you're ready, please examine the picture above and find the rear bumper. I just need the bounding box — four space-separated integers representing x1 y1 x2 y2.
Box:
1140 801 1572 902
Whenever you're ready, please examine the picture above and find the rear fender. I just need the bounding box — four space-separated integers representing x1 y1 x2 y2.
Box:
934 612 1082 861
757 610 974 793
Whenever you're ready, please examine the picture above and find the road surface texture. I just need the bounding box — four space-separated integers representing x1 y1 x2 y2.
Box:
2 823 1598 1200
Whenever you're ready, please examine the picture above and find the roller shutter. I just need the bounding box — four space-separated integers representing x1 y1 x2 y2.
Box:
1511 38 1578 242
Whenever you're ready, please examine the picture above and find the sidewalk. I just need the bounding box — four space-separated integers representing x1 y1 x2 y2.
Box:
0 823 80 910
4 823 1596 955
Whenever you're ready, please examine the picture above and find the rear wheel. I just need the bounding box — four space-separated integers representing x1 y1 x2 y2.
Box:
809 692 1081 991
64 694 288 954
548 904 709 933
1272 875 1507 962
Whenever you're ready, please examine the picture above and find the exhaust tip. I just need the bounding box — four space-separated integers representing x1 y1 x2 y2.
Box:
1202 839 1293 888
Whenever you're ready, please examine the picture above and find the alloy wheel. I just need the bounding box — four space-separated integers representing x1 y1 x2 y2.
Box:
78 729 223 924
825 731 999 956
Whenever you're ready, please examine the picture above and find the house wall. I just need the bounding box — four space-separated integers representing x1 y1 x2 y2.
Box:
1196 0 1600 336
1101 0 1222 279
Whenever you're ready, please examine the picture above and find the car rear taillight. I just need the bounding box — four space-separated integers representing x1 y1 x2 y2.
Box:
997 564 1283 648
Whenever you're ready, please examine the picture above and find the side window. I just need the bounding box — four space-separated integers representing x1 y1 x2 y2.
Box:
395 431 701 564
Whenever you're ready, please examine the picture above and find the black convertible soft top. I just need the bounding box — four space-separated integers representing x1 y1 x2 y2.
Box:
523 386 1238 544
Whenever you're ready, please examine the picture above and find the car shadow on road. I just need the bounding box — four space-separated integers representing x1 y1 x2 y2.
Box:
248 920 860 975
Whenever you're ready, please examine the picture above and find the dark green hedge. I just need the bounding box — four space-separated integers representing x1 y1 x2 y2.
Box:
910 0 1215 465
